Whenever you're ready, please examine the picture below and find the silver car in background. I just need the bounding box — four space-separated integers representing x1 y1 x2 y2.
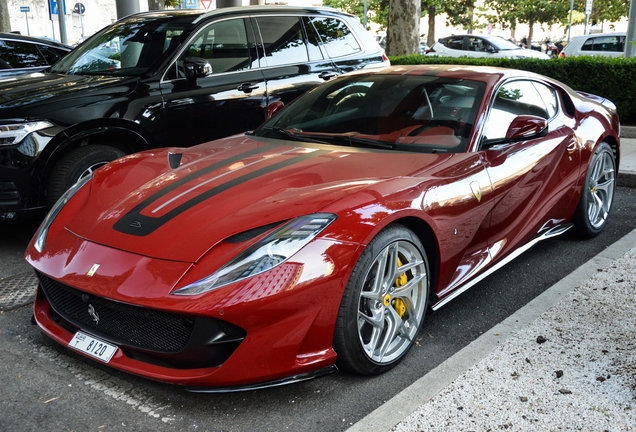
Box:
426 34 549 59
559 32 625 58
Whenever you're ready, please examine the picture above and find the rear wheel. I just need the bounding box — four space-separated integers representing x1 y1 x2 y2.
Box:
333 225 429 375
47 145 125 207
572 142 616 237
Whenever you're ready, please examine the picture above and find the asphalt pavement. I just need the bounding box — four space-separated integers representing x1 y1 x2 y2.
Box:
351 129 636 431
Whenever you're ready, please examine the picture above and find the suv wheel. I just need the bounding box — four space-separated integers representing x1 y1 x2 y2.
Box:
47 145 125 207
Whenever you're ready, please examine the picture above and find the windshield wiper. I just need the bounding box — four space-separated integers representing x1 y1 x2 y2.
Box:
261 127 329 144
316 133 397 150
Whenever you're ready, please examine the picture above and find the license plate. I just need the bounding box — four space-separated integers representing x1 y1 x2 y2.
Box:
69 331 118 363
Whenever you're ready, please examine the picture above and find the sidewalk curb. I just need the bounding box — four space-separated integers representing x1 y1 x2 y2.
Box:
618 125 635 187
348 227 636 432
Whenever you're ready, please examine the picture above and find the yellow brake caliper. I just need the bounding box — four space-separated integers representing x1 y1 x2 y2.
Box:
392 258 408 318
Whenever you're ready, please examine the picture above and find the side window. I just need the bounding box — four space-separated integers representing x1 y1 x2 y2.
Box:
582 35 623 52
444 37 464 50
309 17 361 58
468 37 487 52
302 16 326 61
532 82 558 118
38 46 67 65
0 40 48 68
483 81 550 141
182 19 254 75
256 16 309 66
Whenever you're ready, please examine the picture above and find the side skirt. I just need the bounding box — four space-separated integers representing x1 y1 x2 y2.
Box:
431 223 573 311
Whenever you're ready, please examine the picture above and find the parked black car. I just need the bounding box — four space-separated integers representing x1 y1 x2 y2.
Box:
0 7 388 222
0 32 71 77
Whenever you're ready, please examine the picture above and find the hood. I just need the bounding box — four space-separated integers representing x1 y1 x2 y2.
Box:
64 136 451 262
0 72 135 116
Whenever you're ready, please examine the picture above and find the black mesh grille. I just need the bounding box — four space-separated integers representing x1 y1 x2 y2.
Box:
36 271 194 353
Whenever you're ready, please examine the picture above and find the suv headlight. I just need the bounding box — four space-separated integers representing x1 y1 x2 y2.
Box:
0 121 54 146
34 174 92 253
172 213 337 296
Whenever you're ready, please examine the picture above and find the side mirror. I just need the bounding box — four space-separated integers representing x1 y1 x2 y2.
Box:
184 57 212 79
486 45 498 53
266 101 285 120
505 115 548 140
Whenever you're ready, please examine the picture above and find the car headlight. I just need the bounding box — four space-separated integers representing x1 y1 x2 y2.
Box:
0 121 54 146
34 174 92 253
172 213 337 296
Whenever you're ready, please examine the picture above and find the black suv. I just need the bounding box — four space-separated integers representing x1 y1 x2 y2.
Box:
0 33 71 78
0 6 388 222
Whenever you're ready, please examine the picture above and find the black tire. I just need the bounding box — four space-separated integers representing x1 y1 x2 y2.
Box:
47 145 125 207
333 224 430 375
572 142 616 238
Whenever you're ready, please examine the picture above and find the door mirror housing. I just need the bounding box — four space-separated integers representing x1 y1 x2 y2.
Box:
505 115 548 140
482 115 548 148
184 57 212 79
266 101 285 119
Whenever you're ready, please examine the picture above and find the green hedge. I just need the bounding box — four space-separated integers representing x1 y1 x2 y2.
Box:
388 55 636 124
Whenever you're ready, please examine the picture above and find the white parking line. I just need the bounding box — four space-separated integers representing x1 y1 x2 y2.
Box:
33 344 177 424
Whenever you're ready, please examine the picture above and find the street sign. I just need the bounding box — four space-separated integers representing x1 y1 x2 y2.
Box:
73 2 85 15
49 0 66 16
20 6 30 12
586 0 593 15
185 0 197 8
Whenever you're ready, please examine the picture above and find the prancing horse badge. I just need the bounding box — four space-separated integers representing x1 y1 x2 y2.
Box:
470 181 482 202
87 264 100 277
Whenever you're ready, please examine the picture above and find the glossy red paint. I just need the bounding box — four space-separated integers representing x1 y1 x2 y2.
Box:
25 65 620 389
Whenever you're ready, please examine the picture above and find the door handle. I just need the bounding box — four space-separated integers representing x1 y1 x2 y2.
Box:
237 82 259 93
319 71 338 80
566 139 577 154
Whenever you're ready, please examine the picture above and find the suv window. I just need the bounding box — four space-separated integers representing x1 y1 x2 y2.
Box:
443 36 464 51
185 18 255 74
308 17 361 58
256 16 309 67
0 40 49 68
581 35 624 52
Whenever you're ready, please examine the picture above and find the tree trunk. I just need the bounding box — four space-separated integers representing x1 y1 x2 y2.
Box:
528 16 535 48
385 0 420 56
148 0 164 10
427 6 436 47
0 0 11 33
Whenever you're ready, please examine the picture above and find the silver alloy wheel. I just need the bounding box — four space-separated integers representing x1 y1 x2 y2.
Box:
357 240 427 364
586 149 615 229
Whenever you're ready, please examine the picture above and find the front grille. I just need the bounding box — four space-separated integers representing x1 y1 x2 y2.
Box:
0 181 19 204
36 271 194 353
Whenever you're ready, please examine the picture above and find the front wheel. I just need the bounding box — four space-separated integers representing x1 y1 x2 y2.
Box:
572 142 616 238
333 225 430 375
47 145 125 207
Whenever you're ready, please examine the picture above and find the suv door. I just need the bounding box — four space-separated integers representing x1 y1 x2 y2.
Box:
161 17 267 145
252 14 339 108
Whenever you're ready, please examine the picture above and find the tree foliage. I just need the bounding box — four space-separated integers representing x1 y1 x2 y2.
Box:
322 0 389 29
573 0 630 27
482 0 570 42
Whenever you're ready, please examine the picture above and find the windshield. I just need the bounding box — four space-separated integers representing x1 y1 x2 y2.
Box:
489 36 523 51
51 17 192 76
255 74 486 153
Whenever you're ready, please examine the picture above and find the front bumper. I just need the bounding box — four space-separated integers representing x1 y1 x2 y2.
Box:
28 230 357 388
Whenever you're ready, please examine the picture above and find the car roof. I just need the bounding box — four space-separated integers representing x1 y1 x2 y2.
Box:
348 64 547 85
0 32 71 50
571 32 626 40
120 5 354 23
